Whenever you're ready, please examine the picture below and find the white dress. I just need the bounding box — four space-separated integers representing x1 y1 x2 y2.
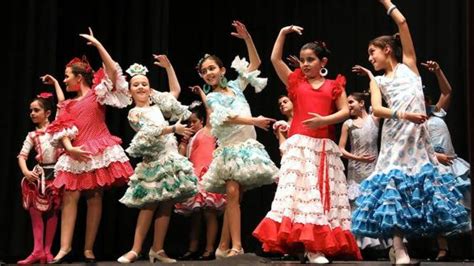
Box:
351 64 469 237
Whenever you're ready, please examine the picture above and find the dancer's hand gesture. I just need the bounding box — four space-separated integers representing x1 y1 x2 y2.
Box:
302 112 326 129
358 154 377 163
280 25 303 36
231 20 250 40
40 74 59 85
153 54 171 69
253 116 276 131
79 27 101 47
421 60 440 73
352 65 375 79
174 118 194 138
404 112 428 124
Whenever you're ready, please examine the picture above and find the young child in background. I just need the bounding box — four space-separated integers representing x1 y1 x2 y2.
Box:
175 92 226 260
338 92 391 251
17 80 64 264
422 60 470 261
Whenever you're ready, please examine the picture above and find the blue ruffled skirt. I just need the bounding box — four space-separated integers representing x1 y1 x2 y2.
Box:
351 163 469 238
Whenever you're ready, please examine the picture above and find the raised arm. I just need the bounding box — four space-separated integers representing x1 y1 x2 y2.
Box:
79 27 118 85
153 54 181 99
421 60 452 111
380 0 418 74
40 74 65 103
231 20 261 72
190 85 212 129
271 25 303 87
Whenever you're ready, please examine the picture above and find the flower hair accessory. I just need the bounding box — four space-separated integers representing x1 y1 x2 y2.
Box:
126 63 149 77
196 54 212 76
189 100 202 109
66 56 93 73
37 92 53 99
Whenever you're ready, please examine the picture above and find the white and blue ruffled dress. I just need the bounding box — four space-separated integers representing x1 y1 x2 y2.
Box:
351 64 470 238
119 90 198 208
426 106 471 213
201 56 278 194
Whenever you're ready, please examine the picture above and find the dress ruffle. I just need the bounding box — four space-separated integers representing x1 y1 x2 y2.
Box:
119 153 197 208
22 168 62 212
253 217 362 260
202 139 278 194
53 160 132 191
54 144 131 173
94 64 132 108
230 55 268 93
175 167 226 215
47 112 79 147
351 163 470 237
150 90 191 121
253 135 359 259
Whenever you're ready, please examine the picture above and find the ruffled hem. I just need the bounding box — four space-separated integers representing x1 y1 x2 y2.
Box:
119 152 198 208
55 144 130 173
253 217 362 260
174 190 226 215
22 178 62 212
202 139 278 193
53 161 133 191
351 163 470 237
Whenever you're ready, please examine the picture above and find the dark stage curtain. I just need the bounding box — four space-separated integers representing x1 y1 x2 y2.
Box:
3 0 470 262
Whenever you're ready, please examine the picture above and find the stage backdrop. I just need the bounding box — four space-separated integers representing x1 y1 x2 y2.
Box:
3 0 470 262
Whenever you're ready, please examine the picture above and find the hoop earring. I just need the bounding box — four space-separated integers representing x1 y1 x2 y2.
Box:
319 67 328 77
203 84 212 94
219 76 228 88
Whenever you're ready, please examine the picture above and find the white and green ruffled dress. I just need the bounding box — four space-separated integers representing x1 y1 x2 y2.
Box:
201 56 278 194
120 90 198 208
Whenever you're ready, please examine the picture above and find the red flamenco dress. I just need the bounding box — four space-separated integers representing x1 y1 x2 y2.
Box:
175 129 226 214
253 69 362 260
47 65 133 190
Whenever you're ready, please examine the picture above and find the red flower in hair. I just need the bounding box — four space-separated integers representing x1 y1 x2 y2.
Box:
66 57 82 67
37 92 53 99
66 56 93 73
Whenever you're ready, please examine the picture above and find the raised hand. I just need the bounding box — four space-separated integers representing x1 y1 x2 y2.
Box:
280 25 303 36
79 27 101 47
421 60 440 73
253 115 276 131
287 55 301 68
40 74 59 85
189 85 205 96
352 65 374 79
153 54 171 69
231 20 250 40
302 112 326 129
